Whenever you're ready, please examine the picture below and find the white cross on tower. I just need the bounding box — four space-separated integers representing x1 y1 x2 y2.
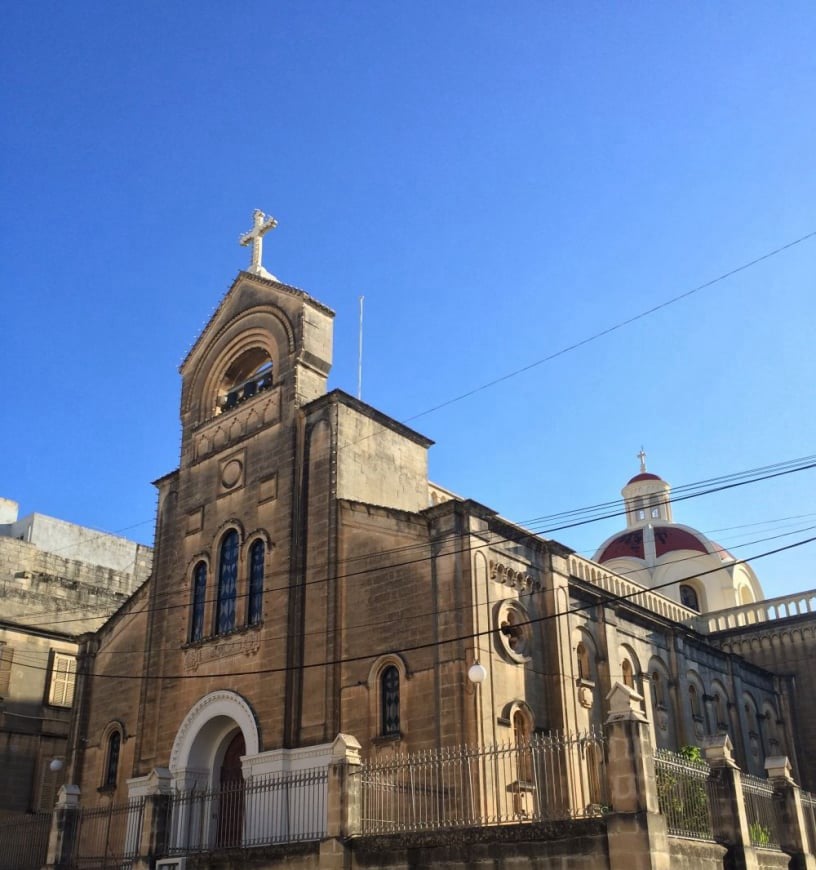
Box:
240 209 278 279
637 447 647 473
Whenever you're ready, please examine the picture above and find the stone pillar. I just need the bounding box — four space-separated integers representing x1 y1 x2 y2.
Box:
702 733 759 870
319 733 362 870
604 682 670 870
765 756 816 870
127 767 173 870
43 784 80 870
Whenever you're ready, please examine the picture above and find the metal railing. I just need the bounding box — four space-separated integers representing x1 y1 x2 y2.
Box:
0 812 52 870
654 748 715 840
70 797 145 869
802 790 816 856
163 767 327 854
741 773 781 850
358 730 608 835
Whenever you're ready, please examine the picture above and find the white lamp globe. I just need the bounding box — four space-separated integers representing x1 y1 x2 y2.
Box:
467 662 487 684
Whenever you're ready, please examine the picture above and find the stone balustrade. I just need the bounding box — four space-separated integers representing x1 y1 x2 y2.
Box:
568 554 698 623
693 589 816 634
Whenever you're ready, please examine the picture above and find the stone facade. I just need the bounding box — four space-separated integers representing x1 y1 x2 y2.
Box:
0 502 151 816
40 263 816 869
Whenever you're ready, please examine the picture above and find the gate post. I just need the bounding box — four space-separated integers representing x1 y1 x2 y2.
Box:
42 784 80 870
604 682 671 870
765 756 816 870
320 733 362 869
127 767 174 870
702 733 760 870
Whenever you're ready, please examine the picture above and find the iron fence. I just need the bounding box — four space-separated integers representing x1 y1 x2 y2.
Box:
70 797 145 869
163 767 327 854
358 730 607 835
654 748 715 840
802 789 816 856
0 813 51 870
741 773 781 850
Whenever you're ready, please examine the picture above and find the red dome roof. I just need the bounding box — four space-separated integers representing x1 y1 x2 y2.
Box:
598 529 645 561
653 526 708 557
627 472 663 484
596 523 720 565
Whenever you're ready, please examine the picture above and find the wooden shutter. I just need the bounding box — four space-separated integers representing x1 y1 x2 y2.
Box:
48 653 76 707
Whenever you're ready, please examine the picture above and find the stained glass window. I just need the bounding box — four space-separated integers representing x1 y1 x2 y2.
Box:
191 561 207 642
105 731 121 788
216 531 239 635
248 540 264 625
381 665 400 737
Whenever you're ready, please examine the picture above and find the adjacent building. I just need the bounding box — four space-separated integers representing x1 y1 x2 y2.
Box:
0 498 151 816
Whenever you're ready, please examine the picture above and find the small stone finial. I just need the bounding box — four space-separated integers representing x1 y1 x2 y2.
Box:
331 733 362 764
637 447 647 473
702 733 736 767
765 755 793 782
239 209 278 280
605 681 648 723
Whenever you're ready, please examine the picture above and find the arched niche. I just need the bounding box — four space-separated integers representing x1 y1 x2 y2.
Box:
183 308 295 424
170 690 260 789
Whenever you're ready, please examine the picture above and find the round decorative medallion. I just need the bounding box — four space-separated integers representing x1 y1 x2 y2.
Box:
495 600 533 663
222 459 243 489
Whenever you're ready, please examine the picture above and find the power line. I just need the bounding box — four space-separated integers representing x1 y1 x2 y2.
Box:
9 533 816 683
18 519 808 661
8 452 816 629
13 230 815 569
402 230 816 423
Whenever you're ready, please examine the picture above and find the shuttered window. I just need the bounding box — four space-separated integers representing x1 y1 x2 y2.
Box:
48 652 76 707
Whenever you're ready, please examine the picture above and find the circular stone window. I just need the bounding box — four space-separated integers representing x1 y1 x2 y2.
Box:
495 601 533 663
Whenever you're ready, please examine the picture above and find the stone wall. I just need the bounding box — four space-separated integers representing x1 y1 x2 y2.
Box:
712 612 816 791
350 820 609 869
0 535 151 634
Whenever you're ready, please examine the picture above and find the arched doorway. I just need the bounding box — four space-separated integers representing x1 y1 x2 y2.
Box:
216 731 246 847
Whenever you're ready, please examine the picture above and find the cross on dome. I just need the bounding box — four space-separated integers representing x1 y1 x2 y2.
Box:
240 209 278 280
637 447 647 473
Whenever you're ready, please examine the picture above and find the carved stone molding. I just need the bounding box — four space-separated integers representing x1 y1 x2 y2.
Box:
489 559 536 591
183 631 261 672
194 387 282 462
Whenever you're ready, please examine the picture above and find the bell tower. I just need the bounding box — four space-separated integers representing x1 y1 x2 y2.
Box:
137 212 335 768
621 449 673 528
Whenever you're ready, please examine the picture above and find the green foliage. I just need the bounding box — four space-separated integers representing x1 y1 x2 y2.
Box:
678 745 703 763
749 820 772 846
655 747 710 836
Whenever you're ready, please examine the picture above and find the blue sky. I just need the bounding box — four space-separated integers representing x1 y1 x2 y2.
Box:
2 3 815 600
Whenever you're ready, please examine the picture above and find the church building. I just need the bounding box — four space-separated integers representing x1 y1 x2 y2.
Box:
38 213 816 869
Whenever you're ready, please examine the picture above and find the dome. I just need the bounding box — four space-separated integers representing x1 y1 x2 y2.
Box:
596 524 717 564
627 472 663 484
592 458 764 612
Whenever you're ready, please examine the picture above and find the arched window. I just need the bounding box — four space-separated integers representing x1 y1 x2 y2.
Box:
104 730 121 789
247 540 265 626
190 561 207 642
512 709 534 783
621 659 634 689
652 671 665 707
689 684 701 718
680 584 700 611
380 665 400 737
215 531 239 635
713 692 727 730
576 642 592 682
216 349 274 415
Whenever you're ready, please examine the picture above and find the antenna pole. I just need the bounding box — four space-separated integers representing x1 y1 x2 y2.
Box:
357 295 365 401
